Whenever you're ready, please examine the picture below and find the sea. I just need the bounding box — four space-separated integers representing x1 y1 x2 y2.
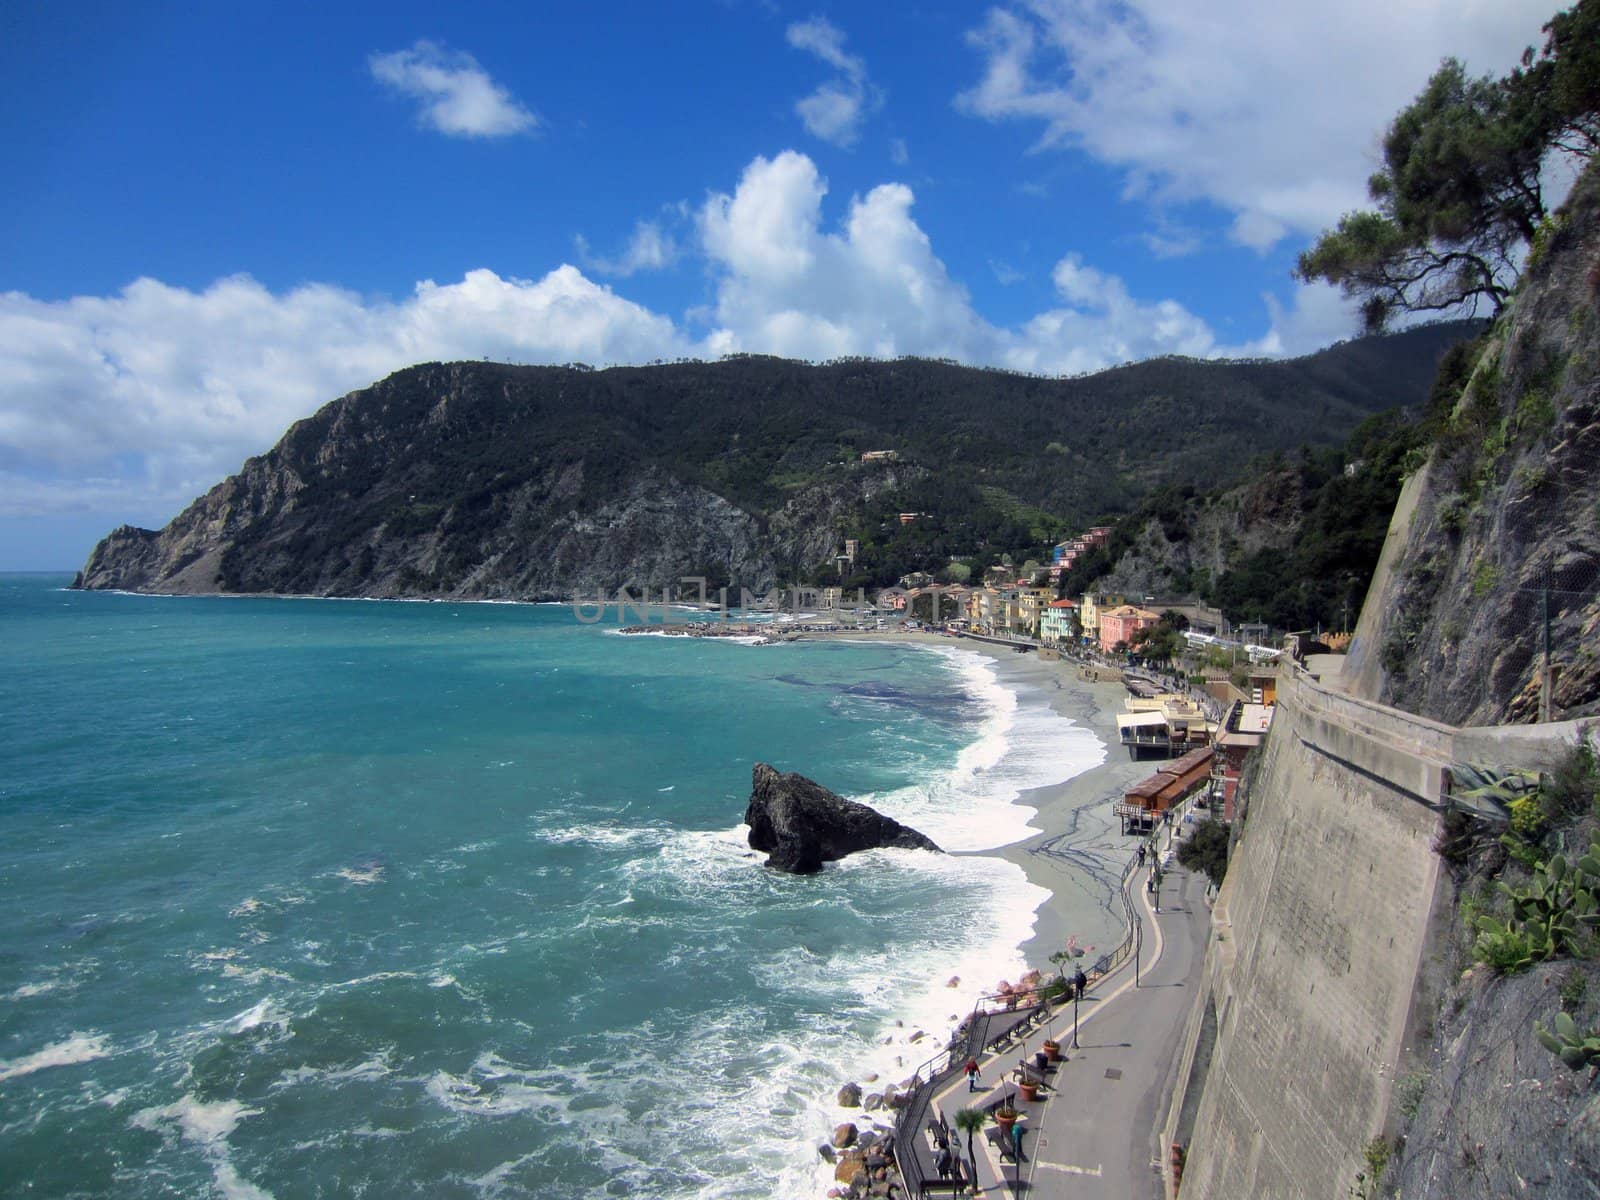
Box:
0 574 1109 1199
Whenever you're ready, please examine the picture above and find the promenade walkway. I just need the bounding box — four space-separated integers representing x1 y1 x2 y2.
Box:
928 843 1212 1198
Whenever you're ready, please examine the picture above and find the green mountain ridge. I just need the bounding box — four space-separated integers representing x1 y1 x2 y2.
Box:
74 322 1481 600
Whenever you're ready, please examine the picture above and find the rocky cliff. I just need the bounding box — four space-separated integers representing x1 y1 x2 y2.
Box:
1347 160 1600 725
1171 160 1600 1200
75 335 1476 600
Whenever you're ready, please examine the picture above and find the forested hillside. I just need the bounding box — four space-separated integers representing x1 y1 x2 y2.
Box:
75 323 1477 599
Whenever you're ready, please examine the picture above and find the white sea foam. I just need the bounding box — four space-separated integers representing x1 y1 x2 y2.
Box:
533 823 665 850
0 1032 111 1081
856 646 1104 854
6 979 61 1001
749 643 1102 1196
425 1052 568 1118
131 1095 274 1200
333 863 385 886
272 1057 391 1091
221 964 295 985
594 817 1049 1199
225 998 289 1035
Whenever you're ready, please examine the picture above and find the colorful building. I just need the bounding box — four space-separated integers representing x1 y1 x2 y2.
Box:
1078 592 1125 644
1040 598 1078 644
1098 604 1159 653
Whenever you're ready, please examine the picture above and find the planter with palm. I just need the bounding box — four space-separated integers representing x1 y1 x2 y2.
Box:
954 1106 986 1192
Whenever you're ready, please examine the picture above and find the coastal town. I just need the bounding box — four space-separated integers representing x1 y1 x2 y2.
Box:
793 604 1279 1199
611 508 1307 1199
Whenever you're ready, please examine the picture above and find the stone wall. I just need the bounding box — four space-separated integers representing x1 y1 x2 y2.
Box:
1165 667 1587 1198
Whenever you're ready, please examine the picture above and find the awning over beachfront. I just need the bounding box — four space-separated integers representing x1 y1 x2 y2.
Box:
1116 711 1169 733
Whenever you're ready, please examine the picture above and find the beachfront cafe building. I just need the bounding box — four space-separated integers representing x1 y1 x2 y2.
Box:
1116 694 1215 759
1113 745 1215 834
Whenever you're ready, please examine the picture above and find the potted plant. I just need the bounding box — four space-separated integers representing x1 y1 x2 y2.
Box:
992 1101 1019 1136
1018 1078 1039 1103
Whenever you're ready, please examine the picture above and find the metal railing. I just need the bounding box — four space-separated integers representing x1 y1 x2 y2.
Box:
890 846 1148 1192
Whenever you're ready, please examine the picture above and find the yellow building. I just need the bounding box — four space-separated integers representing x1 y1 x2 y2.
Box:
1078 592 1125 644
1013 587 1054 638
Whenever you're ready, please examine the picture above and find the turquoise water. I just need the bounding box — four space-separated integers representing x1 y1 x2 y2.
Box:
0 576 1097 1198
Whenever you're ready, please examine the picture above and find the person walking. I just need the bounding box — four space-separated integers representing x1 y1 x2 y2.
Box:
964 1057 980 1092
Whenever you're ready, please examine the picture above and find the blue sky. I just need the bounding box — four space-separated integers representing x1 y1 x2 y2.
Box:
0 0 1555 568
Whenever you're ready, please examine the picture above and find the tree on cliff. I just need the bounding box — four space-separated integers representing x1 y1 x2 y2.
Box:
1296 0 1597 331
1512 0 1600 157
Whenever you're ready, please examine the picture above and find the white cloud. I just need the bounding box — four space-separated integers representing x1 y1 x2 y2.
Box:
1003 253 1222 374
698 152 991 361
786 16 864 77
575 220 680 277
956 0 1551 249
0 268 683 515
889 137 909 165
1138 217 1203 260
1247 280 1397 359
786 17 880 146
370 40 536 138
695 150 1235 374
1 151 1354 526
990 260 1024 285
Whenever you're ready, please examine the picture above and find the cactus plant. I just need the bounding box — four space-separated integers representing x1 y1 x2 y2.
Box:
1473 833 1600 971
1534 1010 1600 1071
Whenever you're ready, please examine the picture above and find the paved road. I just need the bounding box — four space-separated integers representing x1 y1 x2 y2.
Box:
932 853 1211 1198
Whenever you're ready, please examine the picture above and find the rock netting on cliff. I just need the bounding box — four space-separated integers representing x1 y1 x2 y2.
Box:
744 762 940 874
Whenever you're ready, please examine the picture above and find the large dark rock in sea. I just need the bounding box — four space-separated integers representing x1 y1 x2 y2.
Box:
744 763 940 874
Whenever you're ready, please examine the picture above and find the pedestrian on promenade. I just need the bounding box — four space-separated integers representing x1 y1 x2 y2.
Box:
965 1057 979 1092
1137 844 1146 867
936 1146 953 1180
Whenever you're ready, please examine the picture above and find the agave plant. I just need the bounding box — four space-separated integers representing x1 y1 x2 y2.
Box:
1446 763 1543 822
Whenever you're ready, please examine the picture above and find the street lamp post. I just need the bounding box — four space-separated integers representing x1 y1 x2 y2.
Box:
1134 913 1143 988
1072 967 1087 1048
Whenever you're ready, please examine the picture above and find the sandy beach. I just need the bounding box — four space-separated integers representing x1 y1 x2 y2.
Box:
793 629 1158 971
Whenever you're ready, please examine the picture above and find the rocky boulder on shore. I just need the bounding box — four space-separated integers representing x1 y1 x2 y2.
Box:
744 763 941 874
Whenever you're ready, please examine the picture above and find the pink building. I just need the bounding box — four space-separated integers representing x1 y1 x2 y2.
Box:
1098 604 1161 653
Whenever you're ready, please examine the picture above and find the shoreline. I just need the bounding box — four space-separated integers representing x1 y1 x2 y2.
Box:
791 629 1157 1197
794 630 1155 970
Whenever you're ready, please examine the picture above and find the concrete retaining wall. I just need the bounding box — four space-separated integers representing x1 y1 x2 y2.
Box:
1166 666 1588 1198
